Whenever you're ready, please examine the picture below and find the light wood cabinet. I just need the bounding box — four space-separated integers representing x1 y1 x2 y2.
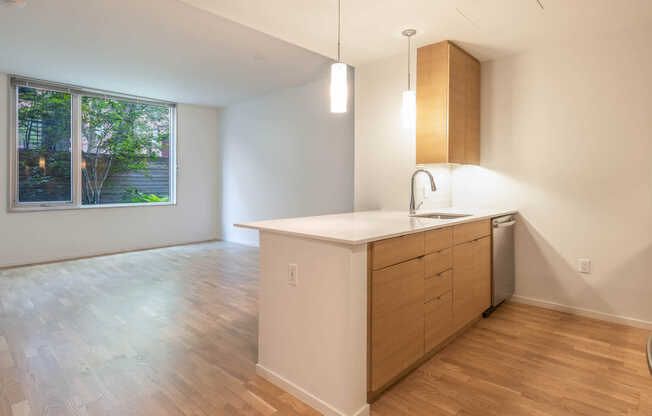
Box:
372 232 424 270
424 248 452 277
424 227 452 253
453 219 490 245
370 258 425 391
416 40 480 165
453 236 491 330
425 291 453 352
424 269 451 303
368 219 491 400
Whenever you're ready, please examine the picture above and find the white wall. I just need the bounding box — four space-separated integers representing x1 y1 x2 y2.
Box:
0 73 220 268
354 28 652 325
220 67 354 246
257 232 368 416
453 28 652 325
354 53 452 212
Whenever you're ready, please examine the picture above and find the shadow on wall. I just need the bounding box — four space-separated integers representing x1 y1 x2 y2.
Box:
219 65 355 247
601 243 652 322
516 215 613 317
451 40 514 63
479 57 515 170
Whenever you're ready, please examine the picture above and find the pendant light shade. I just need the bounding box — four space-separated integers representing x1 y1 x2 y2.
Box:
331 62 348 113
402 90 416 129
330 0 348 113
402 29 417 129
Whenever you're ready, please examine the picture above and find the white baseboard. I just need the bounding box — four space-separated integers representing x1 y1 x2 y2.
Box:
511 295 652 330
0 239 219 270
255 364 369 416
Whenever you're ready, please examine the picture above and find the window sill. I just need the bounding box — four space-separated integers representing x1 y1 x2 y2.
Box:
8 201 176 213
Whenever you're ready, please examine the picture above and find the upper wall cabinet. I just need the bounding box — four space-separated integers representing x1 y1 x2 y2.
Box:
416 41 480 165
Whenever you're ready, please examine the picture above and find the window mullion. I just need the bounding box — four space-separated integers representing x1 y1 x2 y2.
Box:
10 86 18 208
72 94 82 207
170 106 178 204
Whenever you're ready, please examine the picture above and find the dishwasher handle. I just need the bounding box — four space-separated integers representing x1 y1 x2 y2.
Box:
494 220 516 228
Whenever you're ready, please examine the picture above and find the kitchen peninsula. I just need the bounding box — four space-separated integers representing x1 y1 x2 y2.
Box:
236 207 516 416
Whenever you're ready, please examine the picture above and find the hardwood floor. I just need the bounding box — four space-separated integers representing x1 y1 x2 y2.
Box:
0 242 319 416
1 242 651 416
371 302 652 416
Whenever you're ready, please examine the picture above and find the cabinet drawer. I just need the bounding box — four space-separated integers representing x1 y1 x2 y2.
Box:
372 232 424 270
424 227 452 253
425 248 452 277
372 258 424 317
424 269 451 302
453 219 490 245
425 291 453 352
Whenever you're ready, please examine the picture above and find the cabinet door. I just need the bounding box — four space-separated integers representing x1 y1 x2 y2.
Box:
474 236 492 313
453 236 491 330
416 41 450 164
453 240 476 329
371 257 425 391
425 291 453 352
449 43 480 165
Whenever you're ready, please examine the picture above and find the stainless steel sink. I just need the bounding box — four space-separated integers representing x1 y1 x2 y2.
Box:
412 213 472 220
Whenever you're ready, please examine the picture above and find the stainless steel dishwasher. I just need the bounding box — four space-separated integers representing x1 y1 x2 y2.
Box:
483 214 516 317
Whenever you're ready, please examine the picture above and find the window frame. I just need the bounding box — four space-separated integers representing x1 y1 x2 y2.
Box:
8 76 177 212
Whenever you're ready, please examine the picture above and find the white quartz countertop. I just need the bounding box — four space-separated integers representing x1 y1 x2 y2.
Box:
235 207 517 245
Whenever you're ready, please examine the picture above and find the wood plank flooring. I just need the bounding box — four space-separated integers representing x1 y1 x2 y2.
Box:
0 242 319 416
1 242 651 415
372 302 652 416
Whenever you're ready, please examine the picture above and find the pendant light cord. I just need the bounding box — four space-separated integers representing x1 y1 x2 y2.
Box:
337 0 341 62
402 29 416 90
407 35 411 90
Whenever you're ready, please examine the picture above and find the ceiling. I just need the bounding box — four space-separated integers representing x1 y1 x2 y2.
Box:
2 0 652 107
0 0 331 106
178 0 652 65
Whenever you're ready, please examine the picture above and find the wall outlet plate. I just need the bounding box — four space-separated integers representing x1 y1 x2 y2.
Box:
578 258 591 274
288 263 298 286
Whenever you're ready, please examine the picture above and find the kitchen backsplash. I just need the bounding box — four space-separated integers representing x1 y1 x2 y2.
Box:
414 164 453 210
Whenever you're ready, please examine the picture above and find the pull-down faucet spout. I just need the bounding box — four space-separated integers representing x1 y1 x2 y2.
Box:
409 169 436 215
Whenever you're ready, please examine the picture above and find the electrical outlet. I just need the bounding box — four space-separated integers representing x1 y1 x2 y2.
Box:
423 181 430 199
578 258 591 274
288 263 298 286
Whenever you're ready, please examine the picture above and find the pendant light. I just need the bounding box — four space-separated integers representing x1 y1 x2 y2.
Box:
402 29 417 129
330 0 347 113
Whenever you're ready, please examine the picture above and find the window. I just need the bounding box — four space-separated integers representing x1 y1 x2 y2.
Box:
81 96 172 205
16 86 73 204
10 77 176 210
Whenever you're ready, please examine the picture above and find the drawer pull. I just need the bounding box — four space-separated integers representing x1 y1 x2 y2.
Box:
425 269 448 280
435 269 450 277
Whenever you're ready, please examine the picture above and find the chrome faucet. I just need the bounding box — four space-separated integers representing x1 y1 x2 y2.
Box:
409 168 437 215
